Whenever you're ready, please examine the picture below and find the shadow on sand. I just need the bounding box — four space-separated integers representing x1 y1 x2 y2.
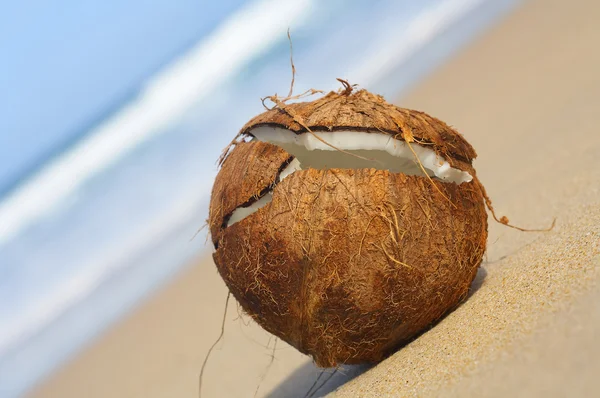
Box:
267 267 488 397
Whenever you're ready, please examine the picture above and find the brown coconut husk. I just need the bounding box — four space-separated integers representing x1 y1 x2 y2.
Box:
211 147 487 366
209 88 492 366
209 142 294 245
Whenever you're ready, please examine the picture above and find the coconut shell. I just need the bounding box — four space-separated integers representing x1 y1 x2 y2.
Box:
209 90 488 367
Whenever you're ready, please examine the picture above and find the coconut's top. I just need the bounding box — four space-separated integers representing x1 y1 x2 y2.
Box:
241 89 477 162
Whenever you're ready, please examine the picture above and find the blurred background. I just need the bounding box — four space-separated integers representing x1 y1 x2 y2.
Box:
4 0 590 396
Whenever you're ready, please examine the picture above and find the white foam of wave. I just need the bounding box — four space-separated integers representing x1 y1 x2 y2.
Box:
0 0 314 245
0 189 205 358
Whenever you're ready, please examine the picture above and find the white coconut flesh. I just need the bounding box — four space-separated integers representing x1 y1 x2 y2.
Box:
226 127 472 227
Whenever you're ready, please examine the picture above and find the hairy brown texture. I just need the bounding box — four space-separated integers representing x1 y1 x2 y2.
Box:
209 91 488 367
242 89 477 163
211 159 487 367
209 141 293 246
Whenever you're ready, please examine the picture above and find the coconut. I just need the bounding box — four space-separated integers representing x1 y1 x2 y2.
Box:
208 88 488 367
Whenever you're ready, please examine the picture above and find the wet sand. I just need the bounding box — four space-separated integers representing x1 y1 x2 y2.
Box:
31 0 600 396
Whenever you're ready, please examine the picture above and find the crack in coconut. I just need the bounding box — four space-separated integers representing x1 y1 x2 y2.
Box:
226 127 472 227
225 157 301 227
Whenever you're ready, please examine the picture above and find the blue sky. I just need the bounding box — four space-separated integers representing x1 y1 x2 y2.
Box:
0 0 246 195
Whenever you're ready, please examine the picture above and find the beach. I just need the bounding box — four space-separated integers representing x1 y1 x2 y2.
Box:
31 0 600 397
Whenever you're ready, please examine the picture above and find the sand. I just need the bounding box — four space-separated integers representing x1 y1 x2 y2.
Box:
31 0 600 397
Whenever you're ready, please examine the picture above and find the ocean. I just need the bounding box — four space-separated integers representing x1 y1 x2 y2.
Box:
0 0 522 396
